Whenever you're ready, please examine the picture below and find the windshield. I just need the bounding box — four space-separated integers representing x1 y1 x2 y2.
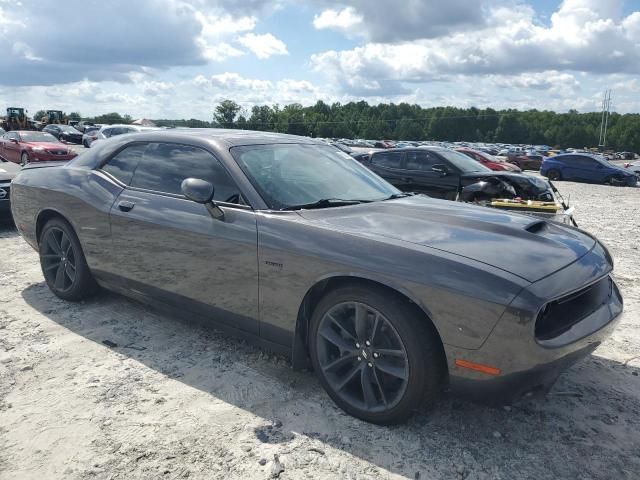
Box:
19 132 58 142
231 143 400 210
60 126 79 132
438 149 492 173
477 150 505 163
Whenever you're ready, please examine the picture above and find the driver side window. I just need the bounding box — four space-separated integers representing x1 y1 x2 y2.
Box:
129 143 244 204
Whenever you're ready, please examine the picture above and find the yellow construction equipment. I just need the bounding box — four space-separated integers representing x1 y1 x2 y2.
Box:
1 107 31 131
40 110 68 127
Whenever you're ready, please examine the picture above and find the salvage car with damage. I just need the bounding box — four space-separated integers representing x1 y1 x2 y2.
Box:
364 147 575 224
10 130 622 424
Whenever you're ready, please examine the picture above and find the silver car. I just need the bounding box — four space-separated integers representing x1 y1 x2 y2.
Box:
88 124 159 148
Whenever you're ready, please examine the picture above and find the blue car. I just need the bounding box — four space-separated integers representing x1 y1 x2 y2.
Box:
541 153 638 186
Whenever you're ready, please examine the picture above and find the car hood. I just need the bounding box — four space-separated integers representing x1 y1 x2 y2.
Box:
298 195 595 282
0 162 21 181
23 141 69 150
610 163 636 175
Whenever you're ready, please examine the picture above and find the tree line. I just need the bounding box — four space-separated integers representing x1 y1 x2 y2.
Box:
45 100 640 152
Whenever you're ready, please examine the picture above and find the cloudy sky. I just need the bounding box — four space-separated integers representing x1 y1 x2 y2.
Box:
0 0 638 119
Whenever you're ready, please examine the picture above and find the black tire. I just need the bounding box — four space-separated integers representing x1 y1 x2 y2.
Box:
20 152 29 166
83 140 89 148
39 218 98 301
309 284 445 424
547 169 562 181
605 175 625 187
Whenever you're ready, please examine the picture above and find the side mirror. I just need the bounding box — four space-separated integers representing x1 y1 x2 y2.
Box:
431 164 449 176
182 177 214 203
181 178 224 220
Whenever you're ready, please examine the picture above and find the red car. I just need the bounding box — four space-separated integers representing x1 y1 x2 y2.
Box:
0 130 77 165
455 147 522 172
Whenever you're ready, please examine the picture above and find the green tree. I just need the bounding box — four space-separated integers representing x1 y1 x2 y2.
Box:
213 100 241 128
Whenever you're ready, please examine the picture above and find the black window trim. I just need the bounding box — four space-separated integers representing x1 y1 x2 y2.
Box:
97 141 253 210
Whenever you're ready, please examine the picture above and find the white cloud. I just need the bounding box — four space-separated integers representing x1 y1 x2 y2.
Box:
311 0 640 97
202 72 273 92
313 7 363 33
237 33 289 59
312 0 485 42
0 0 280 86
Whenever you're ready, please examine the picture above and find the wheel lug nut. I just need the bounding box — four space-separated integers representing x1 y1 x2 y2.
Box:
365 340 371 346
367 362 373 368
373 353 379 358
355 343 360 348
357 356 362 361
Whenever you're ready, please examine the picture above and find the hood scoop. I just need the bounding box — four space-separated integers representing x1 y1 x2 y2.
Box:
524 220 548 234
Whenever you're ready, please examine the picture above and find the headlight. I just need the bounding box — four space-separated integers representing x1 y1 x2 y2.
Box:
32 146 46 152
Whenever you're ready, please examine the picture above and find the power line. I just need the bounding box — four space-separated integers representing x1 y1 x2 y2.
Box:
598 89 612 147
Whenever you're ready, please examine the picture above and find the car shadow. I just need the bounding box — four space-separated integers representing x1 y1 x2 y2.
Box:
20 282 640 479
0 217 18 237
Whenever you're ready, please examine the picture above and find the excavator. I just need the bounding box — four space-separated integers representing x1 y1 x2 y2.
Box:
1 107 33 131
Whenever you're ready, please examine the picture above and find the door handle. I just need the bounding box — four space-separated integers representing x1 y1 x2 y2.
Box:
118 200 135 212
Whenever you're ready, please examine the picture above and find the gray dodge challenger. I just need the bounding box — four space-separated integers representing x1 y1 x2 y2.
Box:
10 130 623 424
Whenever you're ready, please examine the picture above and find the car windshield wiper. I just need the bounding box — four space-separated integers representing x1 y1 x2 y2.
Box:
282 198 370 211
382 192 415 200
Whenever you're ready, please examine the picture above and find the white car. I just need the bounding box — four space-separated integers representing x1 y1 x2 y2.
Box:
88 124 159 148
624 160 640 176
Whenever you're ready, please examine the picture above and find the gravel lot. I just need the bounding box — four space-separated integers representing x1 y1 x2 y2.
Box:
0 178 639 480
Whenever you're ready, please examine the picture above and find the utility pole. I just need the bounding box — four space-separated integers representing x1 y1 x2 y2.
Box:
598 89 612 149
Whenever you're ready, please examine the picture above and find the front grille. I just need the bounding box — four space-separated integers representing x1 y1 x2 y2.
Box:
0 185 10 201
535 276 612 341
47 149 68 155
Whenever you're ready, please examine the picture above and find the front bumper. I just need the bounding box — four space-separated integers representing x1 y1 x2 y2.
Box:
446 242 623 404
0 184 10 215
0 199 10 215
60 135 83 144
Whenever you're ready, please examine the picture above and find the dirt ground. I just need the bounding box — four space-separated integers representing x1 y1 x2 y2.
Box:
1 179 639 480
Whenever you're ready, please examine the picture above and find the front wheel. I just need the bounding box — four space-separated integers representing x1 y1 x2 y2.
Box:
605 175 627 187
20 152 29 166
39 218 98 301
309 285 445 424
546 169 562 181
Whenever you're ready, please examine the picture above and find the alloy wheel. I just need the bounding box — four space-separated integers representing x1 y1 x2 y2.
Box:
41 227 77 293
316 302 409 413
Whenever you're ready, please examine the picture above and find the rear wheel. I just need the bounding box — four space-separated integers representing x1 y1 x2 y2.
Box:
547 169 562 181
20 152 29 166
39 218 98 301
309 285 445 424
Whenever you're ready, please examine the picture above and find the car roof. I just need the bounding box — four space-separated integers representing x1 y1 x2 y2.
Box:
372 146 450 154
12 130 53 134
113 128 322 147
553 152 602 160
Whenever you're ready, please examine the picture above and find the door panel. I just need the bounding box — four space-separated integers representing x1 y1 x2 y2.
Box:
369 152 408 189
109 190 260 334
4 134 19 162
